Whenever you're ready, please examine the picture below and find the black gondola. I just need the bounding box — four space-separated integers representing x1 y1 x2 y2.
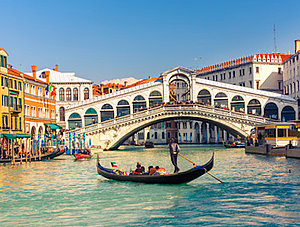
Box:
96 153 214 184
145 141 154 148
0 147 65 164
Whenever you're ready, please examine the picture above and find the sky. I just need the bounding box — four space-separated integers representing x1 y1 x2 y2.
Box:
1 0 299 84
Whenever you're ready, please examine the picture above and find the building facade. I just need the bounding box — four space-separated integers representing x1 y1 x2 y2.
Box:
27 65 93 128
0 49 25 136
196 53 292 94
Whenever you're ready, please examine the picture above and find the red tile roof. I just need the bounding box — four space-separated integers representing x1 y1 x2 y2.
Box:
7 67 48 85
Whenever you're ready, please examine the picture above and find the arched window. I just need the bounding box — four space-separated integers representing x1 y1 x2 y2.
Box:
197 89 211 105
66 88 71 101
230 95 245 112
281 106 296 122
101 104 114 122
149 91 162 107
117 100 130 117
59 88 64 101
264 102 278 120
84 108 98 126
84 88 89 100
59 106 65 121
133 95 146 112
247 99 261 115
68 113 82 129
214 92 228 108
73 88 78 101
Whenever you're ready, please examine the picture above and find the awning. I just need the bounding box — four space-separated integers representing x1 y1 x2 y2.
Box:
0 134 31 139
45 124 62 129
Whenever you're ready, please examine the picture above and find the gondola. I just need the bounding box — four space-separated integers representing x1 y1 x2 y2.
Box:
0 147 65 164
223 141 245 148
74 153 92 160
145 141 154 148
96 153 214 184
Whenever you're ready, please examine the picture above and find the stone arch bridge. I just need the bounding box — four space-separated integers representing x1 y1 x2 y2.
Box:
65 66 297 149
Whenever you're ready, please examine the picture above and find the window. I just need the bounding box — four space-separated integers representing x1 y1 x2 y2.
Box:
59 107 65 121
166 122 171 128
215 75 218 81
183 122 187 129
229 72 231 79
167 132 171 139
233 71 235 78
278 81 282 90
66 88 71 101
189 122 193 129
249 67 252 74
162 132 165 139
256 67 259 73
19 117 21 129
18 82 22 91
59 88 65 101
84 88 89 100
154 132 157 139
242 69 245 75
14 80 17 89
73 88 78 101
278 67 282 74
256 81 260 89
249 81 253 88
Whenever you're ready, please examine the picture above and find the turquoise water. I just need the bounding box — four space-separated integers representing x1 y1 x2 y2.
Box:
0 145 299 226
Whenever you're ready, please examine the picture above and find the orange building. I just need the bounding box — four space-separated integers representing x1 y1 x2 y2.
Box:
93 83 125 96
8 66 57 140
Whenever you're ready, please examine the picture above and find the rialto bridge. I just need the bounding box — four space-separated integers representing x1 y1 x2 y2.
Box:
65 66 298 150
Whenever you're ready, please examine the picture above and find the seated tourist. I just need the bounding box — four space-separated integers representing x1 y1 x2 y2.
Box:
134 162 145 174
153 166 167 175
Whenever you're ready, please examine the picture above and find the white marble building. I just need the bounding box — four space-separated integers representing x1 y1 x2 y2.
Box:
27 66 93 128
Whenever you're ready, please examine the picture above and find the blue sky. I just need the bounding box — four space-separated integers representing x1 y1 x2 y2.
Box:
1 0 299 83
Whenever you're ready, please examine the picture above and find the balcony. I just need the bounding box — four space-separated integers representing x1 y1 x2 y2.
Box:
10 105 22 113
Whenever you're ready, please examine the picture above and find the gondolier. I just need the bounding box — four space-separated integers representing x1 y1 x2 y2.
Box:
169 138 180 173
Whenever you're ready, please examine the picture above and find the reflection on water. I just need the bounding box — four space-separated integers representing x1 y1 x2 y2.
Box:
0 145 299 226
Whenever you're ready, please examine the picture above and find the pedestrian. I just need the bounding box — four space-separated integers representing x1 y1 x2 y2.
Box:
169 137 180 173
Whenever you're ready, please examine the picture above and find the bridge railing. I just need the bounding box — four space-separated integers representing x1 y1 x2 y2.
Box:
68 104 276 134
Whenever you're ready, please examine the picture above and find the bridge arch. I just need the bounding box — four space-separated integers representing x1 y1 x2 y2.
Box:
108 114 249 150
168 74 191 89
68 113 82 129
281 106 296 122
197 89 211 105
247 99 261 115
214 92 228 108
133 95 146 112
117 100 130 117
84 108 98 126
100 104 114 122
231 95 245 112
149 91 162 106
264 102 278 120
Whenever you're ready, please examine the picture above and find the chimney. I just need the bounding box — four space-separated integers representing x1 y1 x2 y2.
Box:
31 65 37 80
55 64 58 71
295 40 300 53
45 71 50 84
124 81 127 87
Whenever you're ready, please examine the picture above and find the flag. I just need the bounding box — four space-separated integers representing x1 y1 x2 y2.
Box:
45 85 49 95
49 84 53 92
111 162 117 167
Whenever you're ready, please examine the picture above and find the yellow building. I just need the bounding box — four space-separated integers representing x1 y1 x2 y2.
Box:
0 48 25 136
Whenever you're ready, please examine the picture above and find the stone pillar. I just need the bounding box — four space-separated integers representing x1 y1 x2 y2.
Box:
191 73 197 102
206 123 210 143
163 76 170 103
215 126 218 143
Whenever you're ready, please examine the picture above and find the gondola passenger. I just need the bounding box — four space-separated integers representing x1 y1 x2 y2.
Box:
134 162 145 174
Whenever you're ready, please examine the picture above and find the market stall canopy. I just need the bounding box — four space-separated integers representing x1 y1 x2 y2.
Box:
45 124 62 130
0 134 31 139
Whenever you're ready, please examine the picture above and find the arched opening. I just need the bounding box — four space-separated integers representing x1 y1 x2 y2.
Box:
214 92 228 108
31 126 36 139
66 88 72 101
133 95 146 112
84 108 98 126
197 89 211 105
201 122 208 143
247 99 261 115
117 100 130 117
231 95 245 112
38 126 43 138
264 102 278 120
59 107 65 121
169 75 190 102
59 88 64 101
194 122 200 143
281 106 296 122
68 113 82 129
149 91 162 107
101 104 114 122
84 88 89 100
73 88 78 101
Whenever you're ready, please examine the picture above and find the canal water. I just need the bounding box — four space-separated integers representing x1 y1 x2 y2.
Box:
0 145 299 226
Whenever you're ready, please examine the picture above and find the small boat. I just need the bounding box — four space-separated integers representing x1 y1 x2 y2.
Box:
96 153 214 184
224 141 245 148
0 147 65 164
74 151 92 160
145 141 154 148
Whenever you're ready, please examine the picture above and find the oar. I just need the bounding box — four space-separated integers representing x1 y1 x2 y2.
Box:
178 153 223 183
